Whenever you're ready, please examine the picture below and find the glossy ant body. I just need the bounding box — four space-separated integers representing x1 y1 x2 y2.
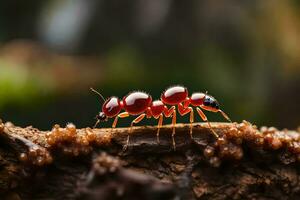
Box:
91 86 231 150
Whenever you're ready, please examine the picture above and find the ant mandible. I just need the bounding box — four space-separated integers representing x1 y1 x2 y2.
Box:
91 86 231 150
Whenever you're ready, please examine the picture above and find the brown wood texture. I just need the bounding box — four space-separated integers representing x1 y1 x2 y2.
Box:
1 120 300 200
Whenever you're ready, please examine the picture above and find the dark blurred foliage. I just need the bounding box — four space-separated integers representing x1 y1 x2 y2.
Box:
0 0 299 130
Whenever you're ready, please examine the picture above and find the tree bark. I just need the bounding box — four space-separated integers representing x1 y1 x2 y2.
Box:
0 120 300 200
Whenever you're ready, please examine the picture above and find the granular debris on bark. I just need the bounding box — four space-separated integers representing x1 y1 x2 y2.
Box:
0 119 300 199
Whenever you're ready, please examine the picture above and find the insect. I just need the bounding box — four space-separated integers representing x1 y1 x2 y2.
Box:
161 86 231 148
91 88 175 150
91 86 231 150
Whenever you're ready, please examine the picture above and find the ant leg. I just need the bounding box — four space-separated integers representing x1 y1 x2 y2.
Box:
112 112 129 128
111 112 130 150
164 106 175 117
171 110 177 150
218 110 232 122
155 114 163 143
93 119 100 128
129 114 146 132
124 114 146 151
190 109 194 137
196 107 219 138
146 108 163 143
112 112 130 149
163 106 177 150
178 103 194 139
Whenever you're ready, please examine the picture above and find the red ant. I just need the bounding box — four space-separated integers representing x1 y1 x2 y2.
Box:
91 86 231 150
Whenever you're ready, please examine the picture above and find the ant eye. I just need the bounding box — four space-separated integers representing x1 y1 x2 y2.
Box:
214 102 220 109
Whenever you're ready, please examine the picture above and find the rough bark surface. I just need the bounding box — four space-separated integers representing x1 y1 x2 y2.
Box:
0 120 300 200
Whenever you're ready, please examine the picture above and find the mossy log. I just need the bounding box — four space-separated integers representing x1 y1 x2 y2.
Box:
0 120 300 200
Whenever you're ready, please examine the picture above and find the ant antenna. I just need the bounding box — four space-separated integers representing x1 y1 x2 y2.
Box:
93 119 100 128
90 87 106 103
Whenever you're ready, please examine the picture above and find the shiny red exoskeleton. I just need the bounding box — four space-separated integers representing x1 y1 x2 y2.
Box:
161 86 231 148
91 88 176 149
91 86 231 150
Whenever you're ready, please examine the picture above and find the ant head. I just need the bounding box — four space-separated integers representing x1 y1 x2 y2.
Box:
202 94 232 122
91 87 109 128
96 112 108 122
203 95 220 111
93 111 108 128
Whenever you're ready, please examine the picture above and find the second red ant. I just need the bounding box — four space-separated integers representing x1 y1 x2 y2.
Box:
91 86 231 150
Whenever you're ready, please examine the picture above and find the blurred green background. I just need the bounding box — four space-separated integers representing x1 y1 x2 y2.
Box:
0 0 299 130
